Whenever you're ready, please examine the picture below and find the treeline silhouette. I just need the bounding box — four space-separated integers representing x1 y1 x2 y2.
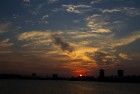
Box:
0 69 140 83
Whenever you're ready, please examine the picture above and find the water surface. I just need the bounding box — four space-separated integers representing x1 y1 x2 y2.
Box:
0 80 139 94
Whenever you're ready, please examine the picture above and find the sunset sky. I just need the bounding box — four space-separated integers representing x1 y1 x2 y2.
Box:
0 0 140 77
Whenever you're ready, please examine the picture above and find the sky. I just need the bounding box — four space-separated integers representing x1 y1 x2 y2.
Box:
0 0 140 77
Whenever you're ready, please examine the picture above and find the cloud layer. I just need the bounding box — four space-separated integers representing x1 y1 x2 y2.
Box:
0 0 140 76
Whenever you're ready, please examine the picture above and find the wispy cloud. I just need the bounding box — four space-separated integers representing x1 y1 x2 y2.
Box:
48 0 59 4
0 39 13 48
23 0 30 3
0 38 13 54
102 9 121 13
111 31 140 48
17 30 140 66
101 7 140 17
62 4 92 14
90 0 103 4
18 31 53 48
119 53 129 60
86 14 111 33
0 23 11 33
41 15 49 24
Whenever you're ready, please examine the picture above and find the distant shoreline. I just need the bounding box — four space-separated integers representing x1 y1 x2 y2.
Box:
0 75 140 83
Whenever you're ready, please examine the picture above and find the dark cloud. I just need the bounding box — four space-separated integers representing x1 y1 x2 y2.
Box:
93 51 118 65
52 34 74 52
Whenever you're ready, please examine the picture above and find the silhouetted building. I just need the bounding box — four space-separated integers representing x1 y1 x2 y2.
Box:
52 74 58 79
32 73 37 77
99 69 105 78
117 70 124 78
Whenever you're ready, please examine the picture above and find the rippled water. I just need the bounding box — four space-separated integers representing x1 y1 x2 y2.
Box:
0 80 140 94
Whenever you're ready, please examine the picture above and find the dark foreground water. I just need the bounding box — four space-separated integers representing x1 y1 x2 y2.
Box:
0 80 140 94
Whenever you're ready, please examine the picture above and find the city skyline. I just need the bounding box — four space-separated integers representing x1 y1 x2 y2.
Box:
0 0 140 76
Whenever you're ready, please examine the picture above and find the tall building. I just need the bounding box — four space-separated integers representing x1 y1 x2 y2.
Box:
32 73 37 77
117 70 124 78
52 74 58 79
99 69 105 78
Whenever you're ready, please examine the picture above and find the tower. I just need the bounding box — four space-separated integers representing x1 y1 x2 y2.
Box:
117 70 124 78
99 69 105 78
52 74 58 79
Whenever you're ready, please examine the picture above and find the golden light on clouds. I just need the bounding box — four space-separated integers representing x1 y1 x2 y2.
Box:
66 47 98 62
119 53 129 60
0 29 137 76
17 30 140 63
0 0 140 77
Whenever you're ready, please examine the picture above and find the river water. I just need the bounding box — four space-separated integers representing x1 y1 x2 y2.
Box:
0 80 139 94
